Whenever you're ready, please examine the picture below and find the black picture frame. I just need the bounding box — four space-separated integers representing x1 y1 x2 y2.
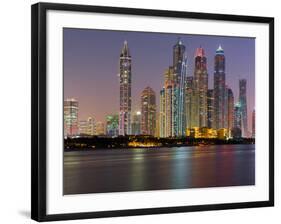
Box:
31 2 274 222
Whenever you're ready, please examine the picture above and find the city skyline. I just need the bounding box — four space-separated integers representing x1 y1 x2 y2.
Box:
64 28 255 133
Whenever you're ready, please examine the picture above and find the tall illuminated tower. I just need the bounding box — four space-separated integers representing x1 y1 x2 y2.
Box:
159 39 188 137
64 98 79 137
131 111 141 135
159 89 166 137
160 66 175 137
119 40 132 136
252 109 255 138
173 38 186 83
141 87 156 136
194 47 208 127
239 79 248 137
214 45 226 129
207 89 214 128
232 102 242 138
173 39 188 136
227 87 234 136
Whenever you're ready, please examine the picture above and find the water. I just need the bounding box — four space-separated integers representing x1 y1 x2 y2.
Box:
63 144 255 195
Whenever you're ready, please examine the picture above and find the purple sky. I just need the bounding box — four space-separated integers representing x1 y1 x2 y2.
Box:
64 28 255 130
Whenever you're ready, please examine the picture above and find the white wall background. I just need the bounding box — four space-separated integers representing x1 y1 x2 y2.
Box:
0 0 279 223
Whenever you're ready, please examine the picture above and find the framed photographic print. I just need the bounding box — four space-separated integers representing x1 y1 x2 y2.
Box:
31 2 274 222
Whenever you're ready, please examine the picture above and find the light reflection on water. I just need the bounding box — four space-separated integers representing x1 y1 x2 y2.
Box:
64 144 255 195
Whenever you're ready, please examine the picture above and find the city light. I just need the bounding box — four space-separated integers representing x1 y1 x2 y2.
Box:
64 38 254 147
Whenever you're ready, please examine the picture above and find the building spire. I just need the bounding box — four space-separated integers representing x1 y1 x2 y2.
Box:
177 37 182 45
216 44 224 54
121 40 130 57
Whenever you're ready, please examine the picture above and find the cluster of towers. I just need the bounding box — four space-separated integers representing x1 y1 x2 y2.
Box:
158 39 251 138
118 39 252 138
64 38 253 139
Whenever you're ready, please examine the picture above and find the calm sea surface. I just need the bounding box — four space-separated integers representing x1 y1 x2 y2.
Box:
64 144 255 195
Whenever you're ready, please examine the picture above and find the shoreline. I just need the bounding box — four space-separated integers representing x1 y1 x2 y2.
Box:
64 143 255 152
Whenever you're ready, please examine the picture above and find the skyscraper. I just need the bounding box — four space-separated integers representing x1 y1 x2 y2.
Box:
227 88 234 133
207 89 214 128
173 38 186 69
194 47 208 127
131 111 141 135
141 87 156 136
239 79 248 137
64 98 79 137
159 67 174 137
159 89 166 137
106 114 119 137
159 39 188 137
232 102 242 138
214 45 226 129
172 39 188 136
252 109 255 138
119 40 132 136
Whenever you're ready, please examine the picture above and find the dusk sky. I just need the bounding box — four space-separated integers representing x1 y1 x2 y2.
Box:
64 28 255 129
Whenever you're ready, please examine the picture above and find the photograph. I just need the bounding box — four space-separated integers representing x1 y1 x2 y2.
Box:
63 28 256 195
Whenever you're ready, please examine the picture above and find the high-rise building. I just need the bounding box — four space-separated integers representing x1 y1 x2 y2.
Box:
159 89 166 137
232 102 242 138
131 111 141 135
173 38 186 69
172 39 188 136
194 47 208 127
64 98 79 137
207 89 214 128
159 39 188 137
213 45 226 129
141 87 156 136
79 116 96 136
239 79 248 137
252 109 255 138
119 40 132 136
185 76 193 129
106 114 119 137
155 113 160 137
227 88 234 133
164 67 176 137
185 76 198 129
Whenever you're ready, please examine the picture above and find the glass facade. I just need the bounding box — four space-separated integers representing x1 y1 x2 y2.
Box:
141 87 156 136
119 41 132 136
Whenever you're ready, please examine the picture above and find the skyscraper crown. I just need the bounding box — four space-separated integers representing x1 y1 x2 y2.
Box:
121 40 130 57
176 37 183 45
195 47 205 58
216 45 224 54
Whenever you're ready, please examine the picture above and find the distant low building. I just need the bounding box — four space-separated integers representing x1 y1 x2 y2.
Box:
217 128 228 140
232 127 242 139
186 127 217 139
106 114 119 137
96 121 105 136
79 117 95 136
